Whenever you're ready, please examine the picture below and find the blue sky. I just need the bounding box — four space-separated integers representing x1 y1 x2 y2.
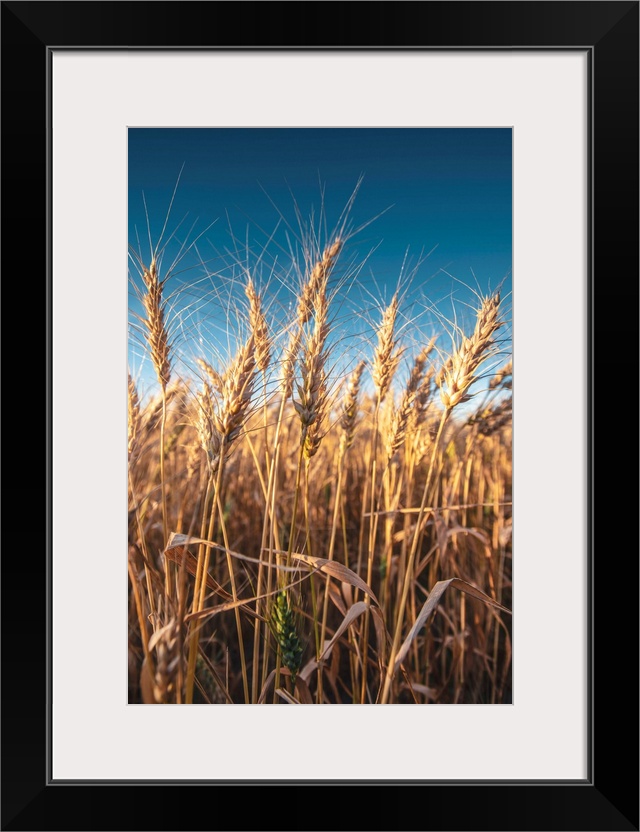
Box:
129 128 512 396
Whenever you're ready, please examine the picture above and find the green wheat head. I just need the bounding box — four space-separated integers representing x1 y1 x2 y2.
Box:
272 591 304 686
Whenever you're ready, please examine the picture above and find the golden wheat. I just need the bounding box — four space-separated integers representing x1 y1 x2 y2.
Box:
128 224 512 707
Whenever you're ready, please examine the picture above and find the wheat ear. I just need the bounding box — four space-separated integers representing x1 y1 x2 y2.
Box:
128 373 141 459
372 294 402 406
245 277 271 373
140 258 173 555
281 239 342 400
141 259 171 391
489 358 513 391
386 345 433 460
436 292 503 410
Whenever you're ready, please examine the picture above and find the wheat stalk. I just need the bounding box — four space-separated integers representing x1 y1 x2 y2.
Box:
360 293 403 700
280 239 342 400
139 258 174 561
141 260 171 392
293 287 330 461
386 345 433 461
339 360 366 454
128 373 141 460
318 359 366 691
371 294 401 406
245 277 271 373
436 292 503 410
149 618 182 704
185 335 259 703
196 357 223 394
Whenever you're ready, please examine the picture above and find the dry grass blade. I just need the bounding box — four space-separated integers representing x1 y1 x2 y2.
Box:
257 667 278 704
167 535 380 608
290 553 380 607
318 601 368 662
393 577 511 674
404 683 438 701
163 533 236 600
184 594 265 623
299 656 319 683
370 606 388 669
295 676 314 704
196 649 234 704
139 658 156 705
315 602 387 673
183 567 312 623
327 580 347 615
275 687 301 704
166 532 297 571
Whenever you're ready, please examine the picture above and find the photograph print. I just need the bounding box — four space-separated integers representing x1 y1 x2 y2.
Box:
127 127 513 705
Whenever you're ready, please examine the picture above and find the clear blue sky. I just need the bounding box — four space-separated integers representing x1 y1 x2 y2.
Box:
129 128 512 394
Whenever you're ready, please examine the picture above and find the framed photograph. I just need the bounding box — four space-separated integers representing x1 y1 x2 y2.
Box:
2 2 637 830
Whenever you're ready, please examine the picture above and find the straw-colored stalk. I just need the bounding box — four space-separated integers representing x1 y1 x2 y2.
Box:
288 241 340 571
386 344 433 462
380 343 434 615
318 360 365 697
292 251 333 692
140 260 172 601
270 240 341 699
253 242 342 701
243 276 275 701
185 334 258 704
128 373 159 621
360 294 401 702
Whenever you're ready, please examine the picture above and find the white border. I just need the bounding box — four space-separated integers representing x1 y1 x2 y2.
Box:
52 51 587 780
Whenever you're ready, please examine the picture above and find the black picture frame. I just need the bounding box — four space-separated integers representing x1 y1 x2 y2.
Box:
2 2 637 830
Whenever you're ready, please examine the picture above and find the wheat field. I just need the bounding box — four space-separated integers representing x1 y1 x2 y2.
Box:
128 202 512 705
